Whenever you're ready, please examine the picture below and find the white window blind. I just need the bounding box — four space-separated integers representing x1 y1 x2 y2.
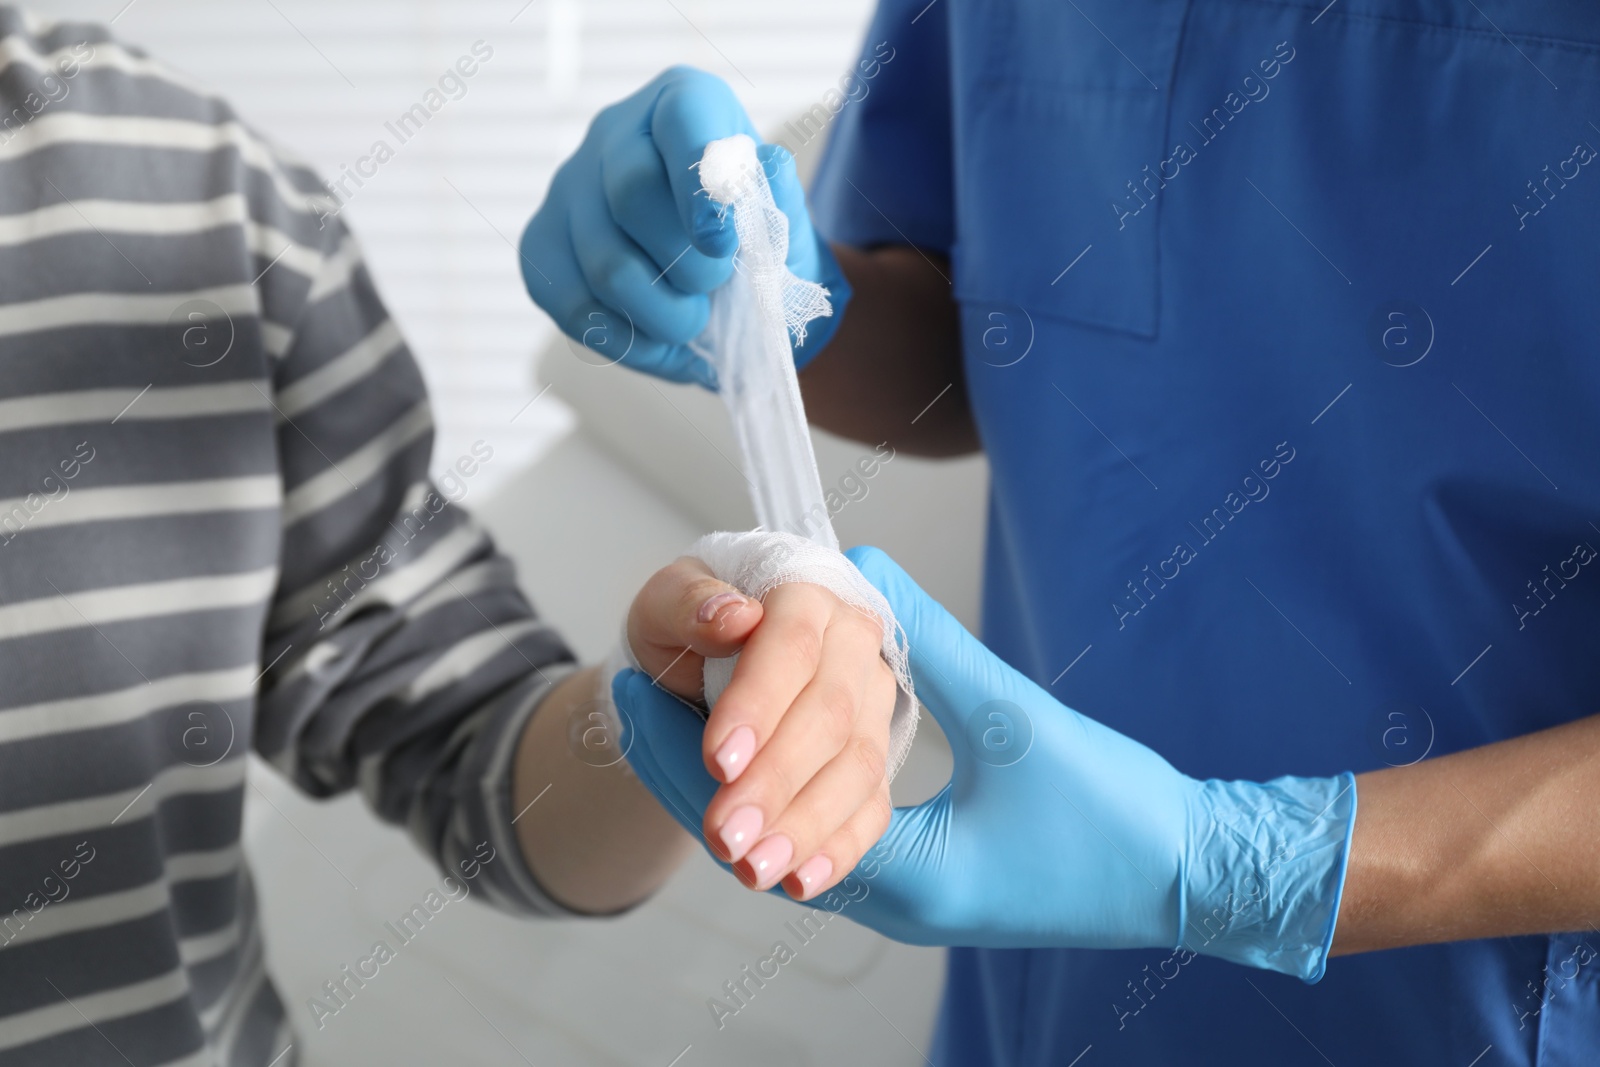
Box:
30 0 875 492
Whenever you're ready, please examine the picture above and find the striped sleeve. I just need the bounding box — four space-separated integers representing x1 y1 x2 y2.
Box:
251 199 581 918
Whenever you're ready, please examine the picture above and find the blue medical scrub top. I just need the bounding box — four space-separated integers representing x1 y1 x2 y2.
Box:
810 1 1600 1064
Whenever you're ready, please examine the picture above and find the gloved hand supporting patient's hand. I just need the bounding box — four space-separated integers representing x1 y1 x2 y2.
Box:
615 547 1358 982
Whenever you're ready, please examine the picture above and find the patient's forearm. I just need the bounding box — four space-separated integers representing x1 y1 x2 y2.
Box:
800 244 976 457
511 667 694 914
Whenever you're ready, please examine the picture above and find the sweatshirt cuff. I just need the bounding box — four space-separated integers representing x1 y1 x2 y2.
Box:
454 665 583 918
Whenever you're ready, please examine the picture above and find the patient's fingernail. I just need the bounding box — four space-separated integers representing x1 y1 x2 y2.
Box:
697 591 744 624
743 834 794 890
713 725 756 782
791 855 833 899
718 805 763 863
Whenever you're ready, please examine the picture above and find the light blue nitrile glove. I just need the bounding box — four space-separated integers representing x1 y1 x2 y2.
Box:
520 66 849 389
615 547 1358 982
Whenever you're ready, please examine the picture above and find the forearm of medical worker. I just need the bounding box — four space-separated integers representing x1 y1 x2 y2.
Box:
797 243 977 458
1333 712 1600 955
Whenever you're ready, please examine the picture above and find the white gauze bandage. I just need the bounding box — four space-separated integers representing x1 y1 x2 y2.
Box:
608 134 919 782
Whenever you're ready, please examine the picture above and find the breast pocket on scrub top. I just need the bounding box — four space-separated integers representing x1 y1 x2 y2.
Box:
950 0 1190 339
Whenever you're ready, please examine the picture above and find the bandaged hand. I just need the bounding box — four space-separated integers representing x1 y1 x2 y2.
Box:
625 555 897 901
521 67 847 388
618 548 1360 982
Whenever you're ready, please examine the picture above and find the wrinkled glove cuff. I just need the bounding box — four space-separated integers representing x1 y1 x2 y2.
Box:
1179 771 1357 983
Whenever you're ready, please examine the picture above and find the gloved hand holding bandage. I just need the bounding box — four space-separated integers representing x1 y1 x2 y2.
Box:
520 68 848 387
616 548 1360 982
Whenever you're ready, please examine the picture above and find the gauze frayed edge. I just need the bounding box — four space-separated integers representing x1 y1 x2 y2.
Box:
692 531 919 783
695 135 833 351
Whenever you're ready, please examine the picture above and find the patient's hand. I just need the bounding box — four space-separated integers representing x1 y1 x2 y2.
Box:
627 559 897 900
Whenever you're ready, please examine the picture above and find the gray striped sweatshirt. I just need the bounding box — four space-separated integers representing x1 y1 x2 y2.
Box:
0 9 578 1065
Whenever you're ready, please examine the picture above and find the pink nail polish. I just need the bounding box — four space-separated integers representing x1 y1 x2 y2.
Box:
713 725 756 782
744 834 794 890
697 591 744 624
792 855 833 899
717 805 763 863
